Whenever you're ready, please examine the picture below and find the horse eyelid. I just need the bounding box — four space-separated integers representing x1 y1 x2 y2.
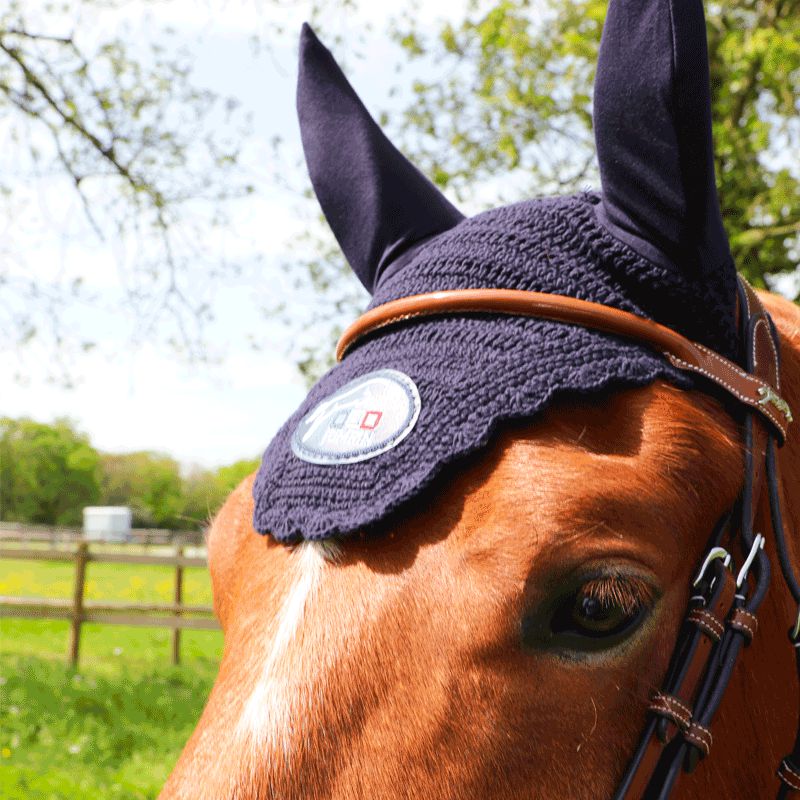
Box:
579 574 657 615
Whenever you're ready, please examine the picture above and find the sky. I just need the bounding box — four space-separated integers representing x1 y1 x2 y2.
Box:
0 0 474 469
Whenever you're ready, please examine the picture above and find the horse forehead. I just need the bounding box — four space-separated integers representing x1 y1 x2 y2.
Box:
445 384 741 558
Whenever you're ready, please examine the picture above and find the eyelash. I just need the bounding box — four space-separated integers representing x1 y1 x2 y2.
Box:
579 574 655 616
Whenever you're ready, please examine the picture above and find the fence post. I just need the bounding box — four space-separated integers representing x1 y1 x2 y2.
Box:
171 544 184 665
68 541 89 667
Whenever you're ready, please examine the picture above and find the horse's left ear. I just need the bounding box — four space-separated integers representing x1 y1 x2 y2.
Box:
593 0 731 273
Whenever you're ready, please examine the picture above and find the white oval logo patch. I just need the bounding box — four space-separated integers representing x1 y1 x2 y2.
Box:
291 369 421 465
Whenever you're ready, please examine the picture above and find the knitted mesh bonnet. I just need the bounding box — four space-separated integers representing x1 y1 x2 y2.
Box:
253 1 738 542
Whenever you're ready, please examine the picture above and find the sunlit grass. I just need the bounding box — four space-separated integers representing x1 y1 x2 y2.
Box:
0 552 213 604
0 553 222 799
0 654 219 799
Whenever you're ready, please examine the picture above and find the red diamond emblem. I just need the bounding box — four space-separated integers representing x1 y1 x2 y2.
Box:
360 410 382 430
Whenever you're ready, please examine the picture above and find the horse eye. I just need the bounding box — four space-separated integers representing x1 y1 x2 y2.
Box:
544 576 651 651
561 593 641 638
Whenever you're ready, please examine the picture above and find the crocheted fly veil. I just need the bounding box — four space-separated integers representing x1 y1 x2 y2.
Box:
253 0 738 542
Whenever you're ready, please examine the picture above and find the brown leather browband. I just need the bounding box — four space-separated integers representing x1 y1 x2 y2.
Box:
336 285 793 441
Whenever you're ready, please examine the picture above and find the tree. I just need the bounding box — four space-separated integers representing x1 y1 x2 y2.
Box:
179 467 228 530
0 413 259 529
215 457 261 493
4 2 796 384
0 417 100 525
391 0 800 289
99 452 259 530
99 451 183 528
0 0 250 377
179 458 259 529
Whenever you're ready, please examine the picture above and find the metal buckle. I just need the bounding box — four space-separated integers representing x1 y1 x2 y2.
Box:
757 386 794 424
791 607 800 644
692 547 732 588
736 534 765 589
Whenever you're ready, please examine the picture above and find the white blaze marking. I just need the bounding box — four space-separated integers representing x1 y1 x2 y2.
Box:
236 541 327 756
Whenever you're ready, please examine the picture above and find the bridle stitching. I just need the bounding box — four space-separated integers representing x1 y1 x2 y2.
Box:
666 353 786 437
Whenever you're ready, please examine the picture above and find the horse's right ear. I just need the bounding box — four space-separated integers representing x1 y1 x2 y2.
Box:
296 24 464 294
593 0 731 276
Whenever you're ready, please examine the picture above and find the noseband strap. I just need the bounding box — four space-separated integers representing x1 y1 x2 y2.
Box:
337 286 793 440
338 276 799 798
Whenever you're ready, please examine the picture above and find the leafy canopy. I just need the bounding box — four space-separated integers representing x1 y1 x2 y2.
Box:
392 0 800 291
99 451 185 529
0 417 101 525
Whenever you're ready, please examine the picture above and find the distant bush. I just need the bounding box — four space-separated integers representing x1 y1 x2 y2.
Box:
99 452 184 529
0 416 259 529
179 458 260 530
0 417 101 526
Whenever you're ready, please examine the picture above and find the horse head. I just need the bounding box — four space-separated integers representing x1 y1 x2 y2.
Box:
161 1 800 797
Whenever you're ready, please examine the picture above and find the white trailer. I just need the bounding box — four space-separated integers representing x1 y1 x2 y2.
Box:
82 506 132 542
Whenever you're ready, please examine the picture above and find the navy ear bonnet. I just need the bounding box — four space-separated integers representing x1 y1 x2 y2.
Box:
253 1 738 542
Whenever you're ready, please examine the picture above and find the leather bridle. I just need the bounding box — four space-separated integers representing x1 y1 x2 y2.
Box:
337 276 800 799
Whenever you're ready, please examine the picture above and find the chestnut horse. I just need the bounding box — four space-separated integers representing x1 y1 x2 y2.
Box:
159 291 799 799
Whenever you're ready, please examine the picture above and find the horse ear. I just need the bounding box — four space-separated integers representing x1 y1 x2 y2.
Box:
297 24 464 294
593 0 731 272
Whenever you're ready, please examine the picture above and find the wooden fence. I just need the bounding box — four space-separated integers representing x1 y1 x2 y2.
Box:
0 522 205 547
0 541 220 666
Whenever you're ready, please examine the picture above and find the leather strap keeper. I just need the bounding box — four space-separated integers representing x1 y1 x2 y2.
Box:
648 692 692 731
336 285 793 441
685 721 713 758
728 607 758 644
618 564 738 798
778 759 800 793
687 608 725 642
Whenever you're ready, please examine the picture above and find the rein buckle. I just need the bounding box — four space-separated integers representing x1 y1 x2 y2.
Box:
736 534 765 590
692 547 732 590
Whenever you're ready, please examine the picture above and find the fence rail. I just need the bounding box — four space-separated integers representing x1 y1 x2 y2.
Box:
0 522 205 547
0 540 220 666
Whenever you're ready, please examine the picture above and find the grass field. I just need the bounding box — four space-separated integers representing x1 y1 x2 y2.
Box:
0 549 223 799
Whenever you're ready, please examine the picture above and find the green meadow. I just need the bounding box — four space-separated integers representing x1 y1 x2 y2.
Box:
0 550 223 799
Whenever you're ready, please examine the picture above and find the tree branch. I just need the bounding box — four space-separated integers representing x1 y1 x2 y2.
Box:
0 37 148 197
3 29 74 45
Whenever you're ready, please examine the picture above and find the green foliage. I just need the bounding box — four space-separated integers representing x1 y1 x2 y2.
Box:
180 458 259 528
392 0 800 293
99 452 260 530
181 457 261 529
0 418 100 526
393 0 600 195
0 416 257 529
178 468 228 531
707 4 800 285
215 458 260 493
99 452 184 529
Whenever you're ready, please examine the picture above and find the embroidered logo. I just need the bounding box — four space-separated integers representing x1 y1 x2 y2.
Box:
291 369 421 465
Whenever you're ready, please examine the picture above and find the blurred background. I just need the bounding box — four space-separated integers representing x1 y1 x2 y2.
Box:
0 0 797 797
